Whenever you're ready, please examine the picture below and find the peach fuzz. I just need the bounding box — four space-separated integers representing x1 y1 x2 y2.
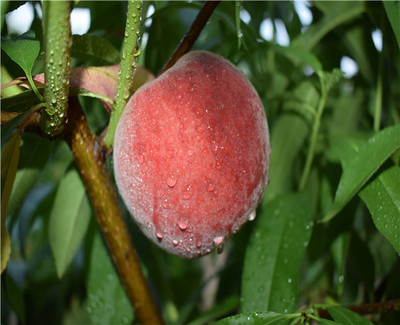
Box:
113 51 271 258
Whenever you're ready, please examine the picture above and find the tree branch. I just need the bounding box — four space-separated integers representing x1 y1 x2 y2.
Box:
159 0 221 75
65 98 164 325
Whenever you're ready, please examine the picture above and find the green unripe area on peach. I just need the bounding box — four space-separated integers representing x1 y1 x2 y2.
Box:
113 51 271 258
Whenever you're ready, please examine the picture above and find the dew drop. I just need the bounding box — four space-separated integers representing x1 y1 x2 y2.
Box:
178 220 188 231
207 183 215 192
248 210 256 221
173 240 178 246
182 185 193 200
167 176 177 187
156 231 164 240
196 241 202 248
187 149 194 156
214 236 224 245
288 278 292 284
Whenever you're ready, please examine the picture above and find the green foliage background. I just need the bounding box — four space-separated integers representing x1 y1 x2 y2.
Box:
1 1 400 324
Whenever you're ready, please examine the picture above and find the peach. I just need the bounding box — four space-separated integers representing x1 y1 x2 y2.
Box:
113 51 270 258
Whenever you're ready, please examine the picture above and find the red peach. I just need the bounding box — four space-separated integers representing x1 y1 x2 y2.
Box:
113 51 271 258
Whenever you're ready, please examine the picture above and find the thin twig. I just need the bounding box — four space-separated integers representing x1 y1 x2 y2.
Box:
159 0 221 75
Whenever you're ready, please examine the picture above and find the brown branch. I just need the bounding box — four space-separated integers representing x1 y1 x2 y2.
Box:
317 299 400 319
65 98 164 325
159 0 221 75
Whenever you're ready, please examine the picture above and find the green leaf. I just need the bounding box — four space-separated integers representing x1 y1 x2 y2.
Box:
242 192 313 313
292 1 366 51
1 31 40 77
327 306 374 325
213 311 298 325
263 114 309 202
48 168 92 278
383 0 400 50
1 131 22 273
359 166 400 255
88 233 134 325
71 34 120 65
323 124 400 222
7 135 53 214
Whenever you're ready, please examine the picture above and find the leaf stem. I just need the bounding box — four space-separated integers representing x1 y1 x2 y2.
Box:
299 79 327 191
104 0 143 148
66 98 164 325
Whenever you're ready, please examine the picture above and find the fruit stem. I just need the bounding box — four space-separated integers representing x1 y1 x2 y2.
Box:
40 0 72 136
159 0 221 75
66 98 164 325
299 81 327 191
104 0 143 148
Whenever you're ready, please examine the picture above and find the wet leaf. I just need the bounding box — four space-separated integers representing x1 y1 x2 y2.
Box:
88 233 134 324
324 124 400 222
214 311 297 325
48 168 92 278
360 166 400 255
242 192 313 313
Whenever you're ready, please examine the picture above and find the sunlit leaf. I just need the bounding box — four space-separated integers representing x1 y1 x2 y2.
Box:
242 192 313 313
324 124 400 222
88 233 134 324
360 166 400 255
1 131 22 273
1 31 40 78
48 168 92 278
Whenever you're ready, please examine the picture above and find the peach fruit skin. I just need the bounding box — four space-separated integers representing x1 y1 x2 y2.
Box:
113 51 271 258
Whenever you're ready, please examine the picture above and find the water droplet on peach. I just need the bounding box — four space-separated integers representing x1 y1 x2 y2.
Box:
167 176 177 187
248 210 256 221
178 220 188 231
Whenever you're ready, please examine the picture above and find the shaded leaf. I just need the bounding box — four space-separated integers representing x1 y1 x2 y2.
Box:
242 192 313 313
327 306 374 325
383 1 400 50
71 34 120 65
324 124 400 222
88 233 134 325
7 135 53 214
1 131 22 273
359 166 400 255
48 168 92 278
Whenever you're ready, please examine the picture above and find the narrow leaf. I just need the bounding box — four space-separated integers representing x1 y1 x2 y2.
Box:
8 135 53 214
327 306 374 325
242 192 313 313
213 311 296 325
383 1 400 50
1 131 22 273
263 114 309 202
359 166 400 255
48 168 92 278
88 233 134 325
324 124 400 222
